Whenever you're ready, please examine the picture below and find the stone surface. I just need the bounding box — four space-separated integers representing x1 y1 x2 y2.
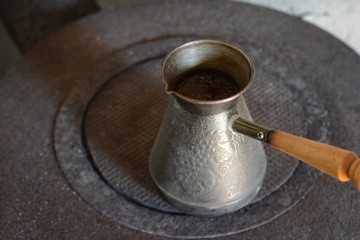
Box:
236 0 360 55
0 0 360 239
0 0 99 53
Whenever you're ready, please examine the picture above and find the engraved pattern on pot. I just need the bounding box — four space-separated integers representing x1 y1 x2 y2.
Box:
169 103 237 196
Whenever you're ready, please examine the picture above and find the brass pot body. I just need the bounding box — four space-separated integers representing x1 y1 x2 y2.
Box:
149 40 267 216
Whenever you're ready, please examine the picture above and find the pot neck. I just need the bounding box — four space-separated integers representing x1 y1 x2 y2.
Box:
170 93 241 116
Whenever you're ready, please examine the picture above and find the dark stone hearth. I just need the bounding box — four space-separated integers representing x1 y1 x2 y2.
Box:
1 1 360 239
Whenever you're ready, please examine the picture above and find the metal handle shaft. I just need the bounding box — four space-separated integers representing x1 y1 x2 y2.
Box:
232 117 360 190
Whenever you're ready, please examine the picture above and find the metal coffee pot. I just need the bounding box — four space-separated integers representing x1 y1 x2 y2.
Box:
149 40 360 216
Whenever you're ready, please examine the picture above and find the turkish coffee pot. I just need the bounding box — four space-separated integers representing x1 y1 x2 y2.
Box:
149 40 360 216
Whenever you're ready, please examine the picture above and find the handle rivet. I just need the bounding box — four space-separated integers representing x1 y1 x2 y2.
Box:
257 132 264 139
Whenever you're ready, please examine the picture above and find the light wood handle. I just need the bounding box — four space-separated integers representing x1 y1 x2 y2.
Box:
269 130 360 189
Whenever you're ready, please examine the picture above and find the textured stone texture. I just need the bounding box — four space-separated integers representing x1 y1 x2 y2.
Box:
0 0 360 239
237 0 360 55
0 0 99 52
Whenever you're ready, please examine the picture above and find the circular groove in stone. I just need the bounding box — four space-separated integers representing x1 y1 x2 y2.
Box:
54 36 326 237
84 54 303 213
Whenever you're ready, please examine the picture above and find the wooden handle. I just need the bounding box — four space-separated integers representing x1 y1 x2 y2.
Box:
268 130 360 189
